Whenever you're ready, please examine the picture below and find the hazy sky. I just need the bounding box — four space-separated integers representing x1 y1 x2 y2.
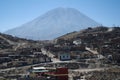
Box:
0 0 120 32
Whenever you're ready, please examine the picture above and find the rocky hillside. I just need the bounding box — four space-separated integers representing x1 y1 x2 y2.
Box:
57 26 120 63
58 26 120 41
0 33 42 51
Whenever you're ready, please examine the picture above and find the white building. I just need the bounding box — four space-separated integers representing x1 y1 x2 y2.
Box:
58 52 71 61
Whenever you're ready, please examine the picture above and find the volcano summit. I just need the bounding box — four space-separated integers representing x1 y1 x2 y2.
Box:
5 8 100 40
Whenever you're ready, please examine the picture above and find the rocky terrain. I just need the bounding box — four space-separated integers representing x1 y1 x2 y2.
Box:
0 26 120 80
57 26 120 63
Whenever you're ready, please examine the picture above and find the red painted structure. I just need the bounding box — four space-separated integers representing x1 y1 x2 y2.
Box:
55 67 68 80
44 67 68 80
32 67 68 80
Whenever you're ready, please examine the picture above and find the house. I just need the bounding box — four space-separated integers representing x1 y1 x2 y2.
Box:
33 52 51 63
30 67 68 80
32 67 48 73
73 39 82 45
58 52 71 61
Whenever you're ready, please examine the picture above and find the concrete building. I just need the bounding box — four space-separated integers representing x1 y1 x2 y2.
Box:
58 52 71 61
